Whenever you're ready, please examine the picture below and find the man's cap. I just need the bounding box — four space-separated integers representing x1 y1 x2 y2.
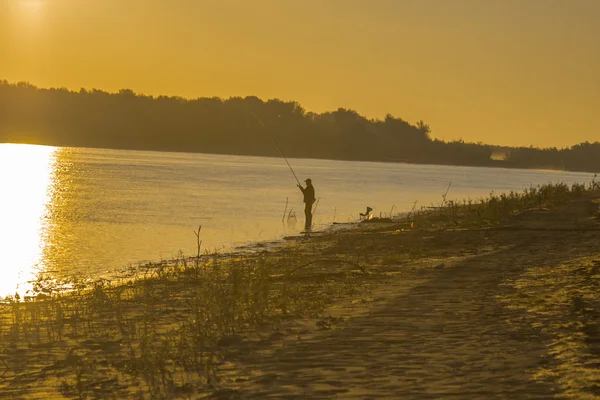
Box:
305 178 312 183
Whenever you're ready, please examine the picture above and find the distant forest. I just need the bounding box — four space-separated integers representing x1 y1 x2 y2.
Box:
1 80 599 173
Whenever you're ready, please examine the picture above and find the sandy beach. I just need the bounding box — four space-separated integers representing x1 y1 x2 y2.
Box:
209 193 600 399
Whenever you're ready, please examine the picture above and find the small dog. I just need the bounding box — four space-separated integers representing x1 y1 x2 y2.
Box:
359 207 373 220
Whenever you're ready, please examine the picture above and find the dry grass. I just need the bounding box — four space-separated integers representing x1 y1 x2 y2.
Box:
0 242 373 398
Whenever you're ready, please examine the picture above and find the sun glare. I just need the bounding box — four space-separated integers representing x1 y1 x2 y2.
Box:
19 0 45 12
14 0 46 26
0 143 56 298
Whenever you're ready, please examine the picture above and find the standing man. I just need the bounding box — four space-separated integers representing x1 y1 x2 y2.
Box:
298 178 316 231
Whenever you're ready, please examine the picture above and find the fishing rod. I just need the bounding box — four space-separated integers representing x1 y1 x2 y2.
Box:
251 113 301 187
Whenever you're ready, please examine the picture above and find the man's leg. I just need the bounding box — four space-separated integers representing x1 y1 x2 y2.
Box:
304 203 312 230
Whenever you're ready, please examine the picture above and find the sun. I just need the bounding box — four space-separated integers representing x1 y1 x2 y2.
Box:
13 0 46 26
18 0 45 15
20 0 45 8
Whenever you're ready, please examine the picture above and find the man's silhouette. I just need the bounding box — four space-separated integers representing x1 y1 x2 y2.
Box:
298 178 316 231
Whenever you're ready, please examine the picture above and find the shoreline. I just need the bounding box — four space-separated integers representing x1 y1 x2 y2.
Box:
3 141 600 175
0 218 359 303
113 220 362 287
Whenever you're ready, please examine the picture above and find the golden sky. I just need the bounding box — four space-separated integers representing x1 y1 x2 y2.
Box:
1 0 599 148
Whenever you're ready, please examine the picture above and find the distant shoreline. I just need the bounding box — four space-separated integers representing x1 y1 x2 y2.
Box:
3 141 598 175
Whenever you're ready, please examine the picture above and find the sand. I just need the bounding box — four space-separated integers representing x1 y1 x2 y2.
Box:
211 194 600 399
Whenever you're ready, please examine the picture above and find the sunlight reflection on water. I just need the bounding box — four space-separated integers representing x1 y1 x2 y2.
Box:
0 144 56 297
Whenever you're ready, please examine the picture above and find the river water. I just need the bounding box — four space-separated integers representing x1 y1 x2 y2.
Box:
0 144 595 297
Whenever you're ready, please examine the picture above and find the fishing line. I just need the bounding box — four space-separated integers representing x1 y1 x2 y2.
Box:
251 113 301 186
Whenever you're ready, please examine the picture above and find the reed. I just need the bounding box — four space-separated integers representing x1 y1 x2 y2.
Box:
405 177 600 230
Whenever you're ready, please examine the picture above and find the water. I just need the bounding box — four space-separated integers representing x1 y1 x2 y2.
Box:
0 144 595 297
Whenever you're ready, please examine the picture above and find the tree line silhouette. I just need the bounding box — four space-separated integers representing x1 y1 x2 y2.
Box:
1 80 598 173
